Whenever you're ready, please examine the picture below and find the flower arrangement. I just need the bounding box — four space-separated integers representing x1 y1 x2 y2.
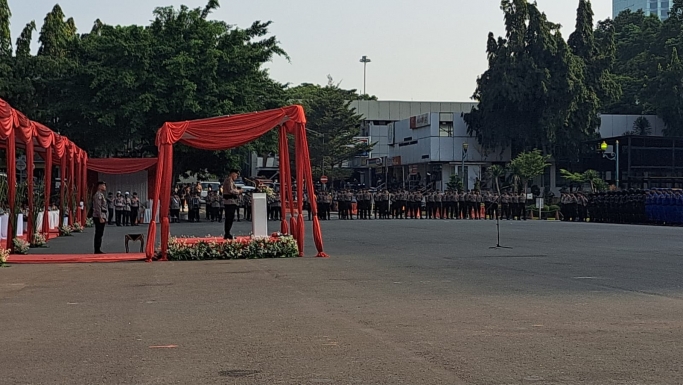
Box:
59 225 73 236
257 186 275 198
166 235 298 261
12 238 30 255
0 247 9 265
72 222 84 233
85 217 94 228
31 232 47 248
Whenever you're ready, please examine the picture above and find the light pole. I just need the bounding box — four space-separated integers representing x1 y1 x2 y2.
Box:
359 56 371 95
461 142 469 191
600 140 620 189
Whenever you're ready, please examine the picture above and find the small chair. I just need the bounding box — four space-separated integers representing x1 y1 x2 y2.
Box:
125 234 144 253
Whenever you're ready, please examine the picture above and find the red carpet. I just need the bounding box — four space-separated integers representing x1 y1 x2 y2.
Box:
7 253 146 264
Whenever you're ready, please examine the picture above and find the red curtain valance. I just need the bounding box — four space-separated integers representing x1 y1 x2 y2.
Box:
156 106 306 148
34 123 55 149
0 99 16 140
88 158 157 174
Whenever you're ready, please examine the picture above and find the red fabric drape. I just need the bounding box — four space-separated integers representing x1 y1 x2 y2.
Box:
87 158 157 174
34 123 54 149
15 112 35 241
26 139 34 241
278 127 289 235
0 99 86 249
146 105 326 260
43 147 53 236
54 135 66 159
59 153 66 228
5 130 15 249
75 151 82 225
68 145 75 226
81 153 87 225
0 99 16 139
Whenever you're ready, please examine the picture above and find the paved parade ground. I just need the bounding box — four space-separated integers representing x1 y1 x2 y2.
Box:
2 218 683 384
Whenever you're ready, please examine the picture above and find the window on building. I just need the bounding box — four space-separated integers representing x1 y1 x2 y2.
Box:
650 1 658 9
662 9 669 17
439 122 453 137
662 1 669 8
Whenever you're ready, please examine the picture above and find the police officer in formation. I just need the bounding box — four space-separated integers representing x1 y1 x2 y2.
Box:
575 189 682 225
316 191 332 220
322 188 529 220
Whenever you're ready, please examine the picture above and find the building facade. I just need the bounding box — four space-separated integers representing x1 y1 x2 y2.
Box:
613 0 672 19
348 100 478 188
349 100 671 193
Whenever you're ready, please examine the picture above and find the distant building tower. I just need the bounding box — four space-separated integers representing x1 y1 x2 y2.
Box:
613 0 672 20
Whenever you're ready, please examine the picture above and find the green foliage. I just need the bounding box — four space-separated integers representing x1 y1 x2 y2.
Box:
465 0 615 159
508 149 550 192
486 164 505 194
286 78 373 177
604 2 683 135
38 5 70 58
649 48 683 136
0 0 11 58
446 174 463 192
29 184 45 244
560 168 608 192
627 116 652 135
0 0 289 177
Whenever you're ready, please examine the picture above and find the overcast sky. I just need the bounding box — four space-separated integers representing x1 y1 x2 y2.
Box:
9 0 612 102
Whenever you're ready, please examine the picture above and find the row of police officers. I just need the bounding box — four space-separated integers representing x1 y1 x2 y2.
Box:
313 190 529 220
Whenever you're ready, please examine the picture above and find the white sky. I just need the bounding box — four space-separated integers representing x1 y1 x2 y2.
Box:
9 0 612 102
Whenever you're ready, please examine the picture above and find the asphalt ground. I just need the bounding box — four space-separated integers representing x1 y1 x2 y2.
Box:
2 216 683 384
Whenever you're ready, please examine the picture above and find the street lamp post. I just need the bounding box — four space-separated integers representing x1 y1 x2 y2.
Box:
461 142 469 191
600 140 620 189
359 56 371 95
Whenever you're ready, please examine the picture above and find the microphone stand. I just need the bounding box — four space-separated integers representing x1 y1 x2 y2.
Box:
490 194 512 249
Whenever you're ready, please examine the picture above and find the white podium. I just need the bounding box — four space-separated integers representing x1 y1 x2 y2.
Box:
0 214 7 239
16 214 23 236
251 193 268 237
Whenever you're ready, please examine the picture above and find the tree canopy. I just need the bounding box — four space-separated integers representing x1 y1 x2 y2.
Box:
285 77 374 180
508 149 551 192
0 0 289 177
602 1 683 135
464 0 618 160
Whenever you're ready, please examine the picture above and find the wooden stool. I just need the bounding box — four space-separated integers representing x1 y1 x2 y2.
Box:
125 234 144 253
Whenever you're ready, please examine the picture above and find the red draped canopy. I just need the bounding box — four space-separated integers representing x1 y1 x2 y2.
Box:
146 105 327 261
0 99 87 248
88 158 157 174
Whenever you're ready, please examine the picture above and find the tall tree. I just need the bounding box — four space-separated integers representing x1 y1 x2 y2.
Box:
465 0 586 158
15 21 35 59
0 0 12 98
566 0 620 156
9 21 37 116
286 79 373 179
0 0 11 58
31 0 288 178
38 5 69 57
649 48 683 136
600 10 662 114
